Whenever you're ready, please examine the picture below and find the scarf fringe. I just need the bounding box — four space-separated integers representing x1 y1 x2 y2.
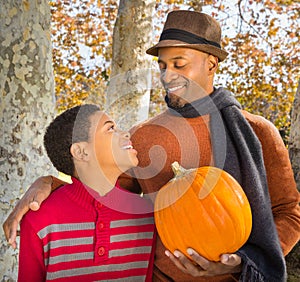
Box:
239 260 265 282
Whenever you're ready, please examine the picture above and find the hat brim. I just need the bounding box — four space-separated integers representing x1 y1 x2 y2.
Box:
146 40 228 62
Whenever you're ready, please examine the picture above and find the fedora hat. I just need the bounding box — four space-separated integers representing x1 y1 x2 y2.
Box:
146 10 228 61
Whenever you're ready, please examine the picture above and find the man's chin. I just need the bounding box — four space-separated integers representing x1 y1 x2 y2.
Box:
167 94 187 108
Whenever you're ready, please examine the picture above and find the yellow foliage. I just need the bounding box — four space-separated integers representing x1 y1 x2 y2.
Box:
51 0 299 144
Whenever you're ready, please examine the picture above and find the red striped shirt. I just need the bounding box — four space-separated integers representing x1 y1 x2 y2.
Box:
19 177 155 281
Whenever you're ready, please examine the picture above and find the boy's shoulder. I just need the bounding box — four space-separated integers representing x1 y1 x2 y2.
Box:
41 183 72 208
23 184 74 225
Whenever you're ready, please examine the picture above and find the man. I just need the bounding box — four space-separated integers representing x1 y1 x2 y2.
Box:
3 10 300 282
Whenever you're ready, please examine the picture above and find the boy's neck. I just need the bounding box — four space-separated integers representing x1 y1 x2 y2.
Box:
75 166 121 196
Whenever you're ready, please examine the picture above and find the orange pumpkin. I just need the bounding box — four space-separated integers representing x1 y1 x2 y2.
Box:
154 162 252 262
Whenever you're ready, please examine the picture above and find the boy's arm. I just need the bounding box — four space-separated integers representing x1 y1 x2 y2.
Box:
2 175 66 249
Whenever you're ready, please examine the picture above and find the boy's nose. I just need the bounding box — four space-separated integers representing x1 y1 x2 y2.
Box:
123 130 130 139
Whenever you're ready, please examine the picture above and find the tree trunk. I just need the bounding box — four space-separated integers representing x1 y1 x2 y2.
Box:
289 81 300 190
105 0 155 130
286 80 300 281
0 1 55 280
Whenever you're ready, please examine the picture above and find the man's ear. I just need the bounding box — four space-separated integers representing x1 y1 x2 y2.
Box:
70 143 89 161
208 55 218 74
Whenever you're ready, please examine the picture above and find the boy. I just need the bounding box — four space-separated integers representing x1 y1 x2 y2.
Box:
18 104 155 281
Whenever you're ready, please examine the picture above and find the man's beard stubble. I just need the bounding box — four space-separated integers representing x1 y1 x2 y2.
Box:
167 93 187 109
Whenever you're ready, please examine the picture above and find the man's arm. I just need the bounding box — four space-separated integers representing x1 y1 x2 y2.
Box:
2 175 66 249
245 112 300 255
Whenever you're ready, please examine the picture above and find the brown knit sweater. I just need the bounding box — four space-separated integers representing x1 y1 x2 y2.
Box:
119 109 300 282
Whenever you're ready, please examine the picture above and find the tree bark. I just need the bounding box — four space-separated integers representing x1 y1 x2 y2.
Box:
286 80 300 281
289 81 300 190
105 0 155 130
0 1 55 280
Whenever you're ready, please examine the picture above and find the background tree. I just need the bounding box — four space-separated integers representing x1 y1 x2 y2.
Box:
286 81 300 281
105 0 155 129
50 0 299 142
49 0 115 112
0 0 55 280
289 81 300 189
220 0 299 144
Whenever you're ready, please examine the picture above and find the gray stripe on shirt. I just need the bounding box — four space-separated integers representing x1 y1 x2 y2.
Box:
95 276 146 282
109 246 152 258
46 261 149 280
38 222 95 239
110 217 154 228
45 251 94 266
43 237 93 253
110 232 153 243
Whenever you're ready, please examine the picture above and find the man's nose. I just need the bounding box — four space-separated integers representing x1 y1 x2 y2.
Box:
161 69 178 84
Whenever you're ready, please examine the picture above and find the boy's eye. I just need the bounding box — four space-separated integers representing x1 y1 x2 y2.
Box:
108 125 115 131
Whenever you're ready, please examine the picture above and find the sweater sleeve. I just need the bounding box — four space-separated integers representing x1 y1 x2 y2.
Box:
118 170 143 194
18 215 46 281
245 112 300 255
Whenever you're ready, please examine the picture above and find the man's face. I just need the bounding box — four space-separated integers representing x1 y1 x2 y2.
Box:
158 47 216 108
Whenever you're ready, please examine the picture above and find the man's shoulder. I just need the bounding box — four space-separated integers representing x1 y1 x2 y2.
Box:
241 110 284 148
242 110 277 131
130 110 170 133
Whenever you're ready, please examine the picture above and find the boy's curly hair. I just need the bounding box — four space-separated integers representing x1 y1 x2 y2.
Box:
44 104 100 176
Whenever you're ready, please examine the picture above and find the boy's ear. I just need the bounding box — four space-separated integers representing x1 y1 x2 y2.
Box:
70 143 89 161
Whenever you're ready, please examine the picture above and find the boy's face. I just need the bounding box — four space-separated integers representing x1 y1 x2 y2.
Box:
88 111 138 173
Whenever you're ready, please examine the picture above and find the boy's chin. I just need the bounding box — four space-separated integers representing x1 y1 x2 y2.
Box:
120 159 139 172
129 158 139 169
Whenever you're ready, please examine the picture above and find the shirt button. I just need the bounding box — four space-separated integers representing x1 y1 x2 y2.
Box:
98 246 105 256
97 202 103 209
97 221 104 230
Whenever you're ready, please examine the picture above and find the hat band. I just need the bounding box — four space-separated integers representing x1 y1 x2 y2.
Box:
159 28 221 48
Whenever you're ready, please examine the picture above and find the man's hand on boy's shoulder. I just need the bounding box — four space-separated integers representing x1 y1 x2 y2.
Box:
2 175 53 249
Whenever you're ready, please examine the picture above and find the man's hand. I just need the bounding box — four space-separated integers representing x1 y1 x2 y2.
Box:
165 248 242 277
2 176 53 249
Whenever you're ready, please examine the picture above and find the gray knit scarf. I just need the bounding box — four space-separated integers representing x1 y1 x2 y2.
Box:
166 87 286 281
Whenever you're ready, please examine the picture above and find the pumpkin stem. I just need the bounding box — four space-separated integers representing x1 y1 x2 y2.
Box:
171 161 194 178
171 161 184 176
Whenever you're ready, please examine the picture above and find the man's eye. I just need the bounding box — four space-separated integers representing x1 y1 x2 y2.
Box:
158 64 166 71
175 64 185 69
